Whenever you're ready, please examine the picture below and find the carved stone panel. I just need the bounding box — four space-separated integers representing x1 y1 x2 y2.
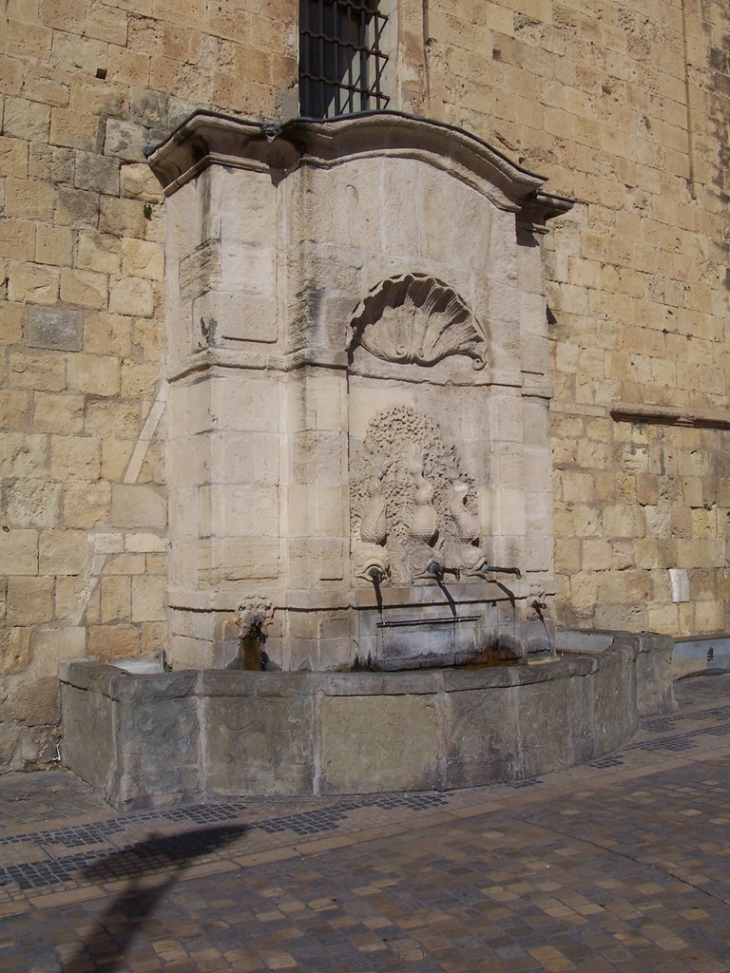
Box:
351 406 488 584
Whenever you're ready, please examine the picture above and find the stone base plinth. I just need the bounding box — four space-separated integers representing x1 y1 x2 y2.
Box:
168 581 552 672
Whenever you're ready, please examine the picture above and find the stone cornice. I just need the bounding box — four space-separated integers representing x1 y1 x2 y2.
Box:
147 110 574 223
611 402 730 430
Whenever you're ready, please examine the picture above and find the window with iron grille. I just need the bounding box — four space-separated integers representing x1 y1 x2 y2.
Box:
299 0 390 118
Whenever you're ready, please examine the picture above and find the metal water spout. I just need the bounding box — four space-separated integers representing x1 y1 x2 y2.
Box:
367 564 384 614
532 599 556 657
426 560 460 582
475 564 521 579
366 565 384 585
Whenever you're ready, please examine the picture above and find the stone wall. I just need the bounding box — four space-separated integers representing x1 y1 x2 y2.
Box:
0 0 297 768
2 0 730 769
417 1 730 637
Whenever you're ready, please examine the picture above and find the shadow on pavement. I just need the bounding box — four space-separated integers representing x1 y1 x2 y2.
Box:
62 823 248 973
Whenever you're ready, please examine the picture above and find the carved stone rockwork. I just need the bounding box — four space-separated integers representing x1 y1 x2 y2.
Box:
235 597 274 670
350 274 487 369
351 406 488 584
236 597 274 638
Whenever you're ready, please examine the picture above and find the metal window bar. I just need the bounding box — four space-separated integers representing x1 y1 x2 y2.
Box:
300 0 389 118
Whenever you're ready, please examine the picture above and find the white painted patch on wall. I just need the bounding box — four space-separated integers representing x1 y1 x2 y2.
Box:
68 379 169 626
124 380 169 483
669 567 690 603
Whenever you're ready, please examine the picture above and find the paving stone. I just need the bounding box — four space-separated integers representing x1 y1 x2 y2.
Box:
1 675 730 970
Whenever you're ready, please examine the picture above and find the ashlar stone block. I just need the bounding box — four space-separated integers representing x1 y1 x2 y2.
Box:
204 680 315 796
0 626 32 675
111 484 167 529
319 693 439 793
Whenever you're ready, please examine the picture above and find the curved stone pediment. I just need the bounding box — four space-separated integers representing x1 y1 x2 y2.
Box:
349 274 487 370
147 110 574 224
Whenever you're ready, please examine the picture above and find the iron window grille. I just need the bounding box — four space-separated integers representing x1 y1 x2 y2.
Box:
299 0 390 118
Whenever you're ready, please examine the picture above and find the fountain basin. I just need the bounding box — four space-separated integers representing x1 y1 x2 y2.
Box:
60 633 673 810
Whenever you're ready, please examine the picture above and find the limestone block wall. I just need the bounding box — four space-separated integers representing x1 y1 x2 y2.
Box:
411 1 730 638
0 0 297 770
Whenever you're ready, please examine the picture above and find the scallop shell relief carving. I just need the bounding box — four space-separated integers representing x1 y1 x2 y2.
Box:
350 274 487 369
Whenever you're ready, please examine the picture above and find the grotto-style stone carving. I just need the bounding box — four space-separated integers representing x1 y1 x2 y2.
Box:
448 479 488 574
349 274 487 369
236 596 274 640
351 406 488 584
352 453 392 583
235 596 274 671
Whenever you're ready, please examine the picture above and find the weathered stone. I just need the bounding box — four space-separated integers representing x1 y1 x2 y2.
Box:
11 676 60 727
179 242 220 301
60 268 107 310
66 353 120 395
203 676 315 796
0 626 31 674
35 225 73 267
30 625 86 672
120 162 165 202
63 480 112 528
50 436 101 480
131 574 166 622
3 99 51 141
25 305 82 351
105 118 149 161
111 484 167 529
61 680 116 791
319 693 440 794
77 230 122 275
114 672 200 807
59 645 647 806
87 623 141 659
593 640 639 753
50 106 101 151
109 276 155 317
7 480 62 528
445 685 517 787
122 238 164 280
8 264 59 304
39 529 88 576
74 151 120 194
0 529 39 576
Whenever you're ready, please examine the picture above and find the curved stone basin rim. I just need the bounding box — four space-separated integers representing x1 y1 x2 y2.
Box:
59 637 666 810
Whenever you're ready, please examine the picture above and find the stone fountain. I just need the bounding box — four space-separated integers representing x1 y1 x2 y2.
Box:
60 112 674 807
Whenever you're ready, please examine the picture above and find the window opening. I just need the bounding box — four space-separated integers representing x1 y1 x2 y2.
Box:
299 0 390 118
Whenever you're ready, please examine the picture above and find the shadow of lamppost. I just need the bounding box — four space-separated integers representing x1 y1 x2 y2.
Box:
61 823 248 973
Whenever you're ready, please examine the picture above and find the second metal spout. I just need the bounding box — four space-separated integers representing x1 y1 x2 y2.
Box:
477 564 522 580
426 561 460 582
366 565 384 585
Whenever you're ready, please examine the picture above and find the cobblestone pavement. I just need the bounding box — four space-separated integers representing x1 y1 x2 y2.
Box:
2 673 730 973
